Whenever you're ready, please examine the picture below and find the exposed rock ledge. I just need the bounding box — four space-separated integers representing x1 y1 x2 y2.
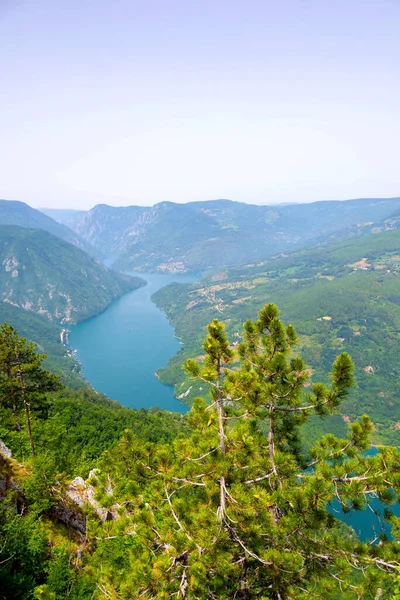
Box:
0 440 117 535
65 469 117 522
0 440 12 459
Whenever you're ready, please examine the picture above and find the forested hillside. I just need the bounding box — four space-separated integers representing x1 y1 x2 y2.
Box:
1 312 400 599
0 302 83 387
0 225 145 324
153 229 400 444
44 196 400 272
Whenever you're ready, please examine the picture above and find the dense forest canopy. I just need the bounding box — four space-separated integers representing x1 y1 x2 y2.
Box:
1 308 399 599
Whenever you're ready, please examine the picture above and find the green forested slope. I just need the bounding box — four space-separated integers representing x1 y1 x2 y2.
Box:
0 302 83 387
0 327 189 599
0 386 188 477
0 225 145 324
153 230 400 444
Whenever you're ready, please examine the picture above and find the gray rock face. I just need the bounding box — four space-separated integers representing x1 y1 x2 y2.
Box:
0 440 12 459
0 441 12 498
66 471 116 522
0 446 23 514
51 502 86 534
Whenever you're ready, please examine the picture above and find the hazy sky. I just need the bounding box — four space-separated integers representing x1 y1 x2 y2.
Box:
1 0 400 209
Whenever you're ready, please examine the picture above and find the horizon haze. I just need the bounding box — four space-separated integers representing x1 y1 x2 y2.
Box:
1 0 400 209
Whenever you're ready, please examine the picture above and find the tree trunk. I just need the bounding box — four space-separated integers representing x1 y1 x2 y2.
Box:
14 349 35 457
268 408 280 522
216 359 226 521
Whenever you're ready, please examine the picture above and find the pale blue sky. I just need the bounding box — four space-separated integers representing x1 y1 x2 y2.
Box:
1 0 400 209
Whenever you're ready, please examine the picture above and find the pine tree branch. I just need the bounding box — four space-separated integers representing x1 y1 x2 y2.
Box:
178 566 189 598
172 477 206 487
274 397 331 413
331 472 382 483
185 447 218 461
309 546 400 572
244 472 274 486
0 554 15 565
305 442 352 468
164 482 185 532
227 525 272 566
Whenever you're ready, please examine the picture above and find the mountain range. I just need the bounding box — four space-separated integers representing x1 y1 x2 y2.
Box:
44 197 400 273
2 194 400 401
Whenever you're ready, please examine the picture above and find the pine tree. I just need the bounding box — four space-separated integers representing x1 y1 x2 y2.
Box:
0 323 62 455
89 305 400 598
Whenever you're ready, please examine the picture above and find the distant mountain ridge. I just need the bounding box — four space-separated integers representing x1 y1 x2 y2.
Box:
43 197 400 273
0 200 99 258
41 208 86 231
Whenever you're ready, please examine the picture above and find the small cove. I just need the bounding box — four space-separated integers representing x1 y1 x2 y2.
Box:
69 272 197 412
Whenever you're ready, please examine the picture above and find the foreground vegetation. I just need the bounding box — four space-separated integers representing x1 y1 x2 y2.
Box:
1 308 400 598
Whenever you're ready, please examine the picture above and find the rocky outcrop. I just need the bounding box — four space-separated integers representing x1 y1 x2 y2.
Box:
65 469 117 523
50 499 86 534
50 470 117 533
0 441 23 514
0 440 117 534
0 440 12 459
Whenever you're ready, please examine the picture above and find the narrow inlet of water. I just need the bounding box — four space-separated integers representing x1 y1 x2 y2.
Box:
69 272 197 412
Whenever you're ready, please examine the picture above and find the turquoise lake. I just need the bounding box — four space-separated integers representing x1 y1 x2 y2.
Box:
69 272 197 412
332 447 400 542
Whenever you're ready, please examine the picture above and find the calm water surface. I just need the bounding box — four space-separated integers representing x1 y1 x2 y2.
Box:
69 272 197 412
331 447 400 542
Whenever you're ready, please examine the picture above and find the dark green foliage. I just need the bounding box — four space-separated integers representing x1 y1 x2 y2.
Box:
0 324 188 598
0 386 188 476
0 323 62 456
0 324 62 415
0 393 188 598
0 503 49 599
